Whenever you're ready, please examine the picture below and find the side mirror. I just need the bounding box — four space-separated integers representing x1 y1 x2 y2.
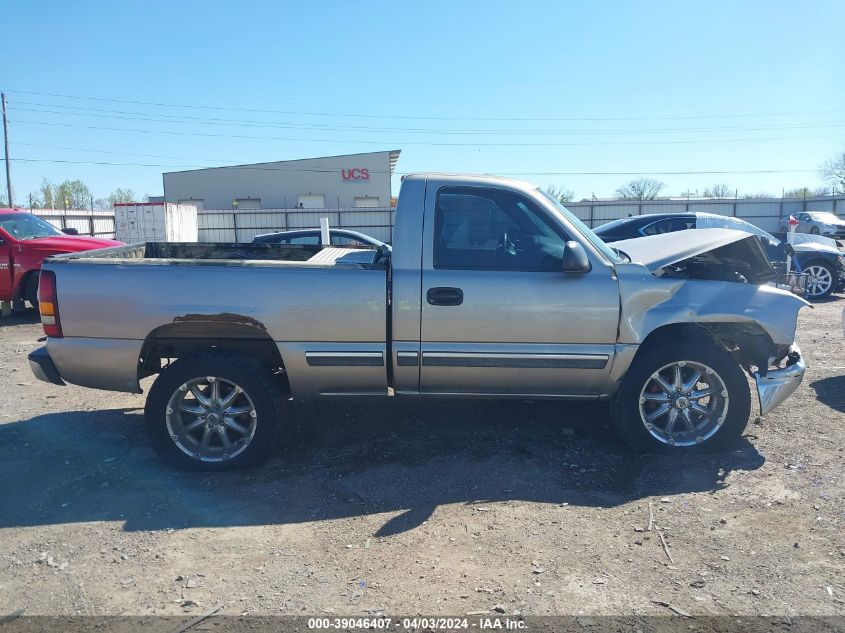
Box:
61 227 79 235
562 241 592 273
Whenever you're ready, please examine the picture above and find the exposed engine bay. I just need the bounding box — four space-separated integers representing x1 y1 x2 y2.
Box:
612 228 778 285
660 237 777 285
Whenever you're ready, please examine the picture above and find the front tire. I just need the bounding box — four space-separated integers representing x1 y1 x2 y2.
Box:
145 350 283 470
610 342 751 452
810 226 820 235
803 260 836 300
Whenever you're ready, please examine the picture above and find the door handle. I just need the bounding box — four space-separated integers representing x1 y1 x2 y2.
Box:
427 287 463 306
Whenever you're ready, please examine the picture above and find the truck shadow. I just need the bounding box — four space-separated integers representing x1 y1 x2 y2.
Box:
0 308 40 326
809 375 845 413
0 400 764 536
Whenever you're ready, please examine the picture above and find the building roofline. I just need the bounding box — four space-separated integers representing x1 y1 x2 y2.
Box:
162 150 402 176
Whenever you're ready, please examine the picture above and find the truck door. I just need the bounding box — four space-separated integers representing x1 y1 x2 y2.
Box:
0 234 12 301
419 184 620 396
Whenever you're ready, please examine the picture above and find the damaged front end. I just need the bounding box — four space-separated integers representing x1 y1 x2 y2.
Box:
700 323 807 416
753 344 805 416
614 229 810 416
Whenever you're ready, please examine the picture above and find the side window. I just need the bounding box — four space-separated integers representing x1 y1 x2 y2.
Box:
641 217 694 236
332 235 367 247
434 187 568 271
286 234 321 245
642 219 671 235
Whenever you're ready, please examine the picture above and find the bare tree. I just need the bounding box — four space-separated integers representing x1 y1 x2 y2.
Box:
544 184 574 203
741 192 775 199
703 183 733 198
615 178 665 200
821 151 845 193
783 187 833 198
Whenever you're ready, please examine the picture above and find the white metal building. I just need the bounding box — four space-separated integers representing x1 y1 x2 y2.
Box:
162 150 400 210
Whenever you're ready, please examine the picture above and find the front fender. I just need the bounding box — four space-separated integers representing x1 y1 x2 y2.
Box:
615 263 810 347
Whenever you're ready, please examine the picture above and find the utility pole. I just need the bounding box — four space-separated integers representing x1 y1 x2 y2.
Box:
1 92 12 208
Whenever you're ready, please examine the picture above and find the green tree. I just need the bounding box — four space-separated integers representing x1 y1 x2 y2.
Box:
54 179 92 209
108 187 136 205
615 178 665 200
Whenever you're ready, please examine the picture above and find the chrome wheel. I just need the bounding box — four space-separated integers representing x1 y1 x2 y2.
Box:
638 361 729 447
165 376 258 462
804 265 833 298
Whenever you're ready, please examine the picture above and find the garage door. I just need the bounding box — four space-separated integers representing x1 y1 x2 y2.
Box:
354 197 380 208
178 199 204 210
296 194 326 209
235 198 261 209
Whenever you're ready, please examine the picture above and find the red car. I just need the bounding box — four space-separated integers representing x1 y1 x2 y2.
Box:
0 209 123 310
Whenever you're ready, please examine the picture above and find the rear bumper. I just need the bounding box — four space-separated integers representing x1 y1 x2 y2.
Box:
754 344 805 416
28 346 66 386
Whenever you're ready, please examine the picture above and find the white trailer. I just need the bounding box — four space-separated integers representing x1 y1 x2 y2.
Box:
114 202 198 243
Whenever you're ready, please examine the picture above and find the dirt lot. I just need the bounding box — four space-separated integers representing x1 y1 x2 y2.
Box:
0 298 843 618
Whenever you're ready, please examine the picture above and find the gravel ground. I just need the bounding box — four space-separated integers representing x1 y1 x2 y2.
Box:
0 297 843 618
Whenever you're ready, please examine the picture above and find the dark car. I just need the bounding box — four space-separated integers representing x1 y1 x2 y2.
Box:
252 228 389 250
594 212 845 300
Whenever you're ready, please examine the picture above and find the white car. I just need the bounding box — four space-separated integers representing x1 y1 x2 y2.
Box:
777 212 845 239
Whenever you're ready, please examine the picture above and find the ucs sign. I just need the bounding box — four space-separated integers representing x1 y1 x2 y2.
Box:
342 168 370 182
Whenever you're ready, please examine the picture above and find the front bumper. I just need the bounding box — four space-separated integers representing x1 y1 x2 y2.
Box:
28 346 66 386
753 344 805 416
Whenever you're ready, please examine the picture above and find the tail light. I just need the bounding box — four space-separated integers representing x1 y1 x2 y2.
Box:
38 270 63 338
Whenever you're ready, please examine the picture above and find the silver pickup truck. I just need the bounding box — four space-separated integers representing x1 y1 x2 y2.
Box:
29 174 808 469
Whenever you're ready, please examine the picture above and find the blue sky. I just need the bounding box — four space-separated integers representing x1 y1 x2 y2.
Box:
2 0 844 204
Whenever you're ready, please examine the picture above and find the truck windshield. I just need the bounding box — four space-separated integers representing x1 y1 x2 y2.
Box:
0 213 64 240
538 190 622 263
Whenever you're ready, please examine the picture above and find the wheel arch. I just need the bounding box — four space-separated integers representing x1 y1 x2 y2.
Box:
634 321 776 374
138 318 289 391
16 268 39 302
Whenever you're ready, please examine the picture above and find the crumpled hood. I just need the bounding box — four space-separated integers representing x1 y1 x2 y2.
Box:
612 228 763 272
789 233 843 257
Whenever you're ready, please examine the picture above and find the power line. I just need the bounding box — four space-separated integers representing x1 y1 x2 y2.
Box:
8 144 821 175
2 156 821 176
10 100 845 136
6 89 845 122
12 118 844 147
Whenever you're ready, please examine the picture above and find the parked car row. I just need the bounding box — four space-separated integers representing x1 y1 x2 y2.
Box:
594 212 845 300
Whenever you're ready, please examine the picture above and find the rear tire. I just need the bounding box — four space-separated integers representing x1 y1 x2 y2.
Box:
145 350 284 470
810 226 820 235
610 341 751 453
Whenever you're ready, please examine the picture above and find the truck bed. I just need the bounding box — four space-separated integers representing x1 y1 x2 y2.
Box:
42 241 390 395
57 241 387 267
